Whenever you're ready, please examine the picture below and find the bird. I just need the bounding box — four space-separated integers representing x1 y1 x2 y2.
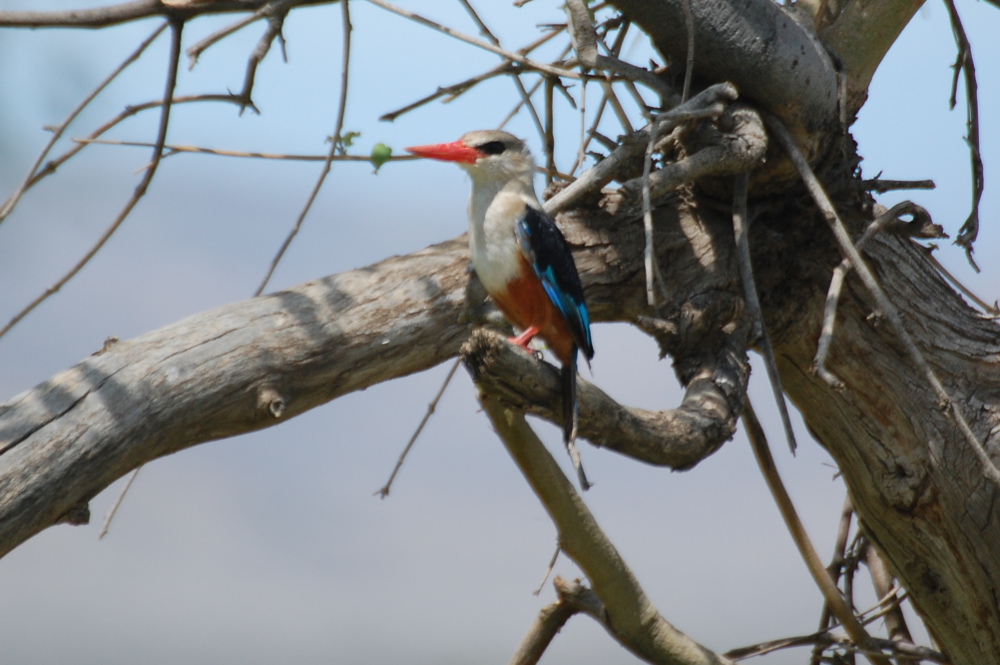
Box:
406 130 595 487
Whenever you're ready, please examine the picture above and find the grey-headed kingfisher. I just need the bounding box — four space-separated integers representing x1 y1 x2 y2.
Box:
407 130 595 483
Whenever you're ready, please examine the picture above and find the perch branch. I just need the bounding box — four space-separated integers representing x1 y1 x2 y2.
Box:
464 330 746 470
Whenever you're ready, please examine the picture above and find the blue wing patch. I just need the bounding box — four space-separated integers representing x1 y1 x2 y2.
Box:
515 207 594 360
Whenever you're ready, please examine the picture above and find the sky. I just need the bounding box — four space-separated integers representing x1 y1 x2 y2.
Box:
0 1 997 664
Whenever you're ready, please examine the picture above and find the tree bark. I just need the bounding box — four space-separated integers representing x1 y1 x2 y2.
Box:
768 224 1000 662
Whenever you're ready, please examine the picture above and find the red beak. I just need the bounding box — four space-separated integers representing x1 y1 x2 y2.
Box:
405 140 480 164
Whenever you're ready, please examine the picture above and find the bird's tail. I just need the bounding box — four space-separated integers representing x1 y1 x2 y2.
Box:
561 351 591 490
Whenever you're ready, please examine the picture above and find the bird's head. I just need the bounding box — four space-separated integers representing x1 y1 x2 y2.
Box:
406 130 535 184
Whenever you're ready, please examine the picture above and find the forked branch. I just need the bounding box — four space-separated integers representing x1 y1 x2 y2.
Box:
476 390 735 665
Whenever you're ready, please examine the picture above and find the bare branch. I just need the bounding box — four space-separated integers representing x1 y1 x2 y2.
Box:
0 0 332 28
365 0 581 80
0 19 185 341
0 21 168 224
476 391 736 665
764 110 1000 488
0 237 474 556
943 0 985 266
742 400 891 665
618 103 767 215
733 171 798 452
564 0 679 105
464 328 746 470
254 0 353 296
508 580 578 665
544 82 738 215
813 201 945 388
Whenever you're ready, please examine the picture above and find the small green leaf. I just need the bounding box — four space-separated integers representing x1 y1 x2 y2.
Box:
341 131 361 147
370 143 392 174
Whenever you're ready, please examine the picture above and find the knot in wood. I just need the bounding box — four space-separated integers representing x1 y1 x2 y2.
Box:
257 386 287 419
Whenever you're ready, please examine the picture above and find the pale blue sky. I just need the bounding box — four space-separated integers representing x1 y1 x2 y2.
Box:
0 2 997 663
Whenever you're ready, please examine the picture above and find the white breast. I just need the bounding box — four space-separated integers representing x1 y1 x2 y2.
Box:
467 187 532 296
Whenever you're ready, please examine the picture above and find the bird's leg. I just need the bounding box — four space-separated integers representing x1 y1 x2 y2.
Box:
509 325 540 349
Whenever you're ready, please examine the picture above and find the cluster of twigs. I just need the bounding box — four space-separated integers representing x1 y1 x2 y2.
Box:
1 0 993 664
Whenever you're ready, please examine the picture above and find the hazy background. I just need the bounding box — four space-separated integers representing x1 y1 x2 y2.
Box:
0 1 997 663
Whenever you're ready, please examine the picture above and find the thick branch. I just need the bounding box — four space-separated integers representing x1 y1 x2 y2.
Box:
463 329 746 470
819 0 925 114
0 238 472 557
610 0 838 162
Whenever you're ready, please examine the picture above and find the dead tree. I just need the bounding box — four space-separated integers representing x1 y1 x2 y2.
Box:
0 0 996 662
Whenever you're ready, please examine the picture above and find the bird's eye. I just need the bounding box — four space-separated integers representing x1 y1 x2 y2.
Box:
477 141 507 156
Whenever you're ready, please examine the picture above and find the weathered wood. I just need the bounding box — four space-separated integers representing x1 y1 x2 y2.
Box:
0 238 473 556
771 230 1000 662
0 192 749 559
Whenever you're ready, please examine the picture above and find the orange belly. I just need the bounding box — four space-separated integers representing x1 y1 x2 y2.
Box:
488 259 575 365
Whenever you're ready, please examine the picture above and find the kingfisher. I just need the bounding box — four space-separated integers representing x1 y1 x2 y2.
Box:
407 130 595 486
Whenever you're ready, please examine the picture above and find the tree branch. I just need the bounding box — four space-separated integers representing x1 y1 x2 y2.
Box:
477 394 735 665
0 0 333 28
463 329 745 470
0 238 473 557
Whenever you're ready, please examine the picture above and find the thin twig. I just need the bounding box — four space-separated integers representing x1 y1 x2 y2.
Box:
640 119 661 306
728 629 948 663
543 82 737 215
813 202 920 388
379 27 562 123
742 399 891 665
236 0 297 114
943 0 984 268
863 541 916 660
255 0 352 296
563 0 677 104
532 543 561 596
0 0 333 29
186 0 293 67
860 178 935 193
925 251 1000 317
74 138 419 166
99 466 142 539
680 0 694 102
0 19 185 341
365 0 580 80
0 22 168 224
457 0 546 143
810 493 855 665
375 358 461 498
8 93 249 205
764 110 1000 488
733 169 798 452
